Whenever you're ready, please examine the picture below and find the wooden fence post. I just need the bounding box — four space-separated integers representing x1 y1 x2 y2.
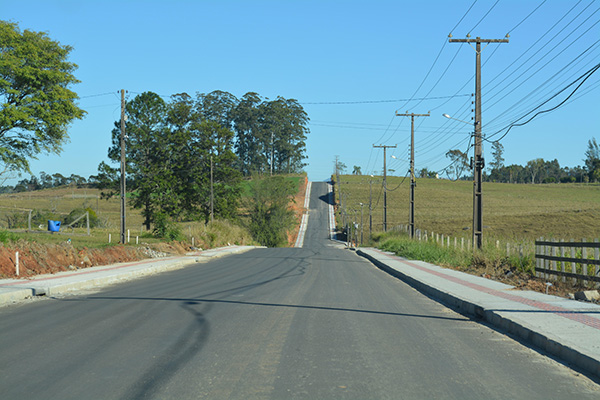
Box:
595 238 599 289
582 238 588 286
560 239 566 283
551 243 557 282
570 240 577 285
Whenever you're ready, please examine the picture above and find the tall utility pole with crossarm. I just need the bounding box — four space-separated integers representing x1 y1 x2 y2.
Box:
395 111 429 238
449 35 509 250
373 144 396 232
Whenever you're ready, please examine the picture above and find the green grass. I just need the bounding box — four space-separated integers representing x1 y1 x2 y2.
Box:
336 175 600 241
0 174 304 249
372 230 536 277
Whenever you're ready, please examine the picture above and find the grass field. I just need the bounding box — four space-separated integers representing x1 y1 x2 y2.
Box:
0 174 306 249
335 175 600 242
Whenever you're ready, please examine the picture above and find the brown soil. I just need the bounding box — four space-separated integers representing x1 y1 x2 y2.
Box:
287 176 308 246
0 240 189 279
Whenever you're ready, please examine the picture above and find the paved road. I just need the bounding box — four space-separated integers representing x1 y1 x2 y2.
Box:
1 182 599 399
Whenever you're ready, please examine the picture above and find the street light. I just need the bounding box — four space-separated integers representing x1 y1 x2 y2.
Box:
442 113 473 126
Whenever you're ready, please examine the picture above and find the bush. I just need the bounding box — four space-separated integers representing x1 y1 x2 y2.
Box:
0 230 20 243
247 175 296 247
152 212 183 241
64 207 100 228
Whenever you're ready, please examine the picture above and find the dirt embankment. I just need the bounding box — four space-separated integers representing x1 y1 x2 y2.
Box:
0 241 189 279
287 176 309 246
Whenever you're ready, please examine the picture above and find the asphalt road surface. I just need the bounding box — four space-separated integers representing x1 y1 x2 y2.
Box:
1 182 599 399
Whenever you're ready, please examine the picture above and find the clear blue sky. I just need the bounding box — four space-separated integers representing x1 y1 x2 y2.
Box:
3 0 599 183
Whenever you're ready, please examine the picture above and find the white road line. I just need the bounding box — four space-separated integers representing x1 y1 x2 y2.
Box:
294 181 312 248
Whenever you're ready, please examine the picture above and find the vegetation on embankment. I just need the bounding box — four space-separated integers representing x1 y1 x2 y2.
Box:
0 173 306 278
368 231 589 297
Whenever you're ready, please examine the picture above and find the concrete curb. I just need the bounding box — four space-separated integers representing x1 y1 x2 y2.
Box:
0 245 262 306
356 248 600 380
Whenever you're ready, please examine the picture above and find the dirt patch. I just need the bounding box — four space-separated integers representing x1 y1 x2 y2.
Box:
287 176 308 246
0 240 189 279
459 261 594 299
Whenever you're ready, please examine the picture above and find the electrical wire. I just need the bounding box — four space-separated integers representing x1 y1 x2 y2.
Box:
467 0 500 35
486 62 600 143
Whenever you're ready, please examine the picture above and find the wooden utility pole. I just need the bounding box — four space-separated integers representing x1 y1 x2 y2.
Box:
373 144 396 232
369 177 373 238
449 35 509 250
120 89 126 244
210 155 214 223
395 112 429 238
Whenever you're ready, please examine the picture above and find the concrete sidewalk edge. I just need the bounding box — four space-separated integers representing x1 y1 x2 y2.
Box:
0 245 261 306
356 248 600 380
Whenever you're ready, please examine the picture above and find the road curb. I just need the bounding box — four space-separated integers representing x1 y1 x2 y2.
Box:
0 245 262 306
356 248 600 380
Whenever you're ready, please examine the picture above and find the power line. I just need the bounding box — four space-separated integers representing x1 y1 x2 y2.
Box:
301 94 471 105
467 0 500 35
486 62 600 143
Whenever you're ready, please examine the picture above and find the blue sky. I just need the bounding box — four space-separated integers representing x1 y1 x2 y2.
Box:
3 0 599 183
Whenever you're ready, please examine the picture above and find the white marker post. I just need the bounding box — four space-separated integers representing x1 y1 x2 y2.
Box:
15 251 19 276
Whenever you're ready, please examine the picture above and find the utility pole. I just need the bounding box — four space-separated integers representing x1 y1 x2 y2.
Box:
210 155 214 223
359 202 365 245
395 112 429 238
373 144 396 232
369 177 373 238
449 35 508 250
119 89 126 244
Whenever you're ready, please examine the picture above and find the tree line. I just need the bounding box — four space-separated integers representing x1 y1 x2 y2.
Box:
441 138 600 183
95 90 309 229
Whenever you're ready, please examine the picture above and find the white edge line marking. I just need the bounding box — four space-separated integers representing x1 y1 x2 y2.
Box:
294 181 312 248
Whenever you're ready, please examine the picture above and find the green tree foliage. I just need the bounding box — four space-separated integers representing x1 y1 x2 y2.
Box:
247 175 297 247
0 21 85 174
584 137 600 182
231 93 309 175
445 149 469 181
96 89 308 232
352 165 362 175
489 141 505 172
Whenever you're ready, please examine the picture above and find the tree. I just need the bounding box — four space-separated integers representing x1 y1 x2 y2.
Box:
526 158 544 184
105 92 170 229
445 149 469 181
584 137 600 182
0 21 85 175
419 167 438 178
489 141 504 172
335 160 347 175
247 175 296 247
232 92 264 175
352 165 362 175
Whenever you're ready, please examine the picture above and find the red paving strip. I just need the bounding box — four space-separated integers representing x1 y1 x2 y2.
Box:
0 256 183 287
372 249 600 330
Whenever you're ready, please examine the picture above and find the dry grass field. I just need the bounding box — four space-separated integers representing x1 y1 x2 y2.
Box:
335 175 600 242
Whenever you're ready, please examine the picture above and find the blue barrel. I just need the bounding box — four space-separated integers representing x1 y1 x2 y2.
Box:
48 220 61 232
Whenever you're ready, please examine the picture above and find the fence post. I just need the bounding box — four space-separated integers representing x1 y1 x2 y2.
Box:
551 243 557 282
535 238 540 278
15 251 19 276
570 240 577 285
461 237 464 251
595 238 599 289
506 242 510 257
582 238 588 286
560 239 566 283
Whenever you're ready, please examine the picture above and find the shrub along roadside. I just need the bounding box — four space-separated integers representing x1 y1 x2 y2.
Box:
370 231 535 277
